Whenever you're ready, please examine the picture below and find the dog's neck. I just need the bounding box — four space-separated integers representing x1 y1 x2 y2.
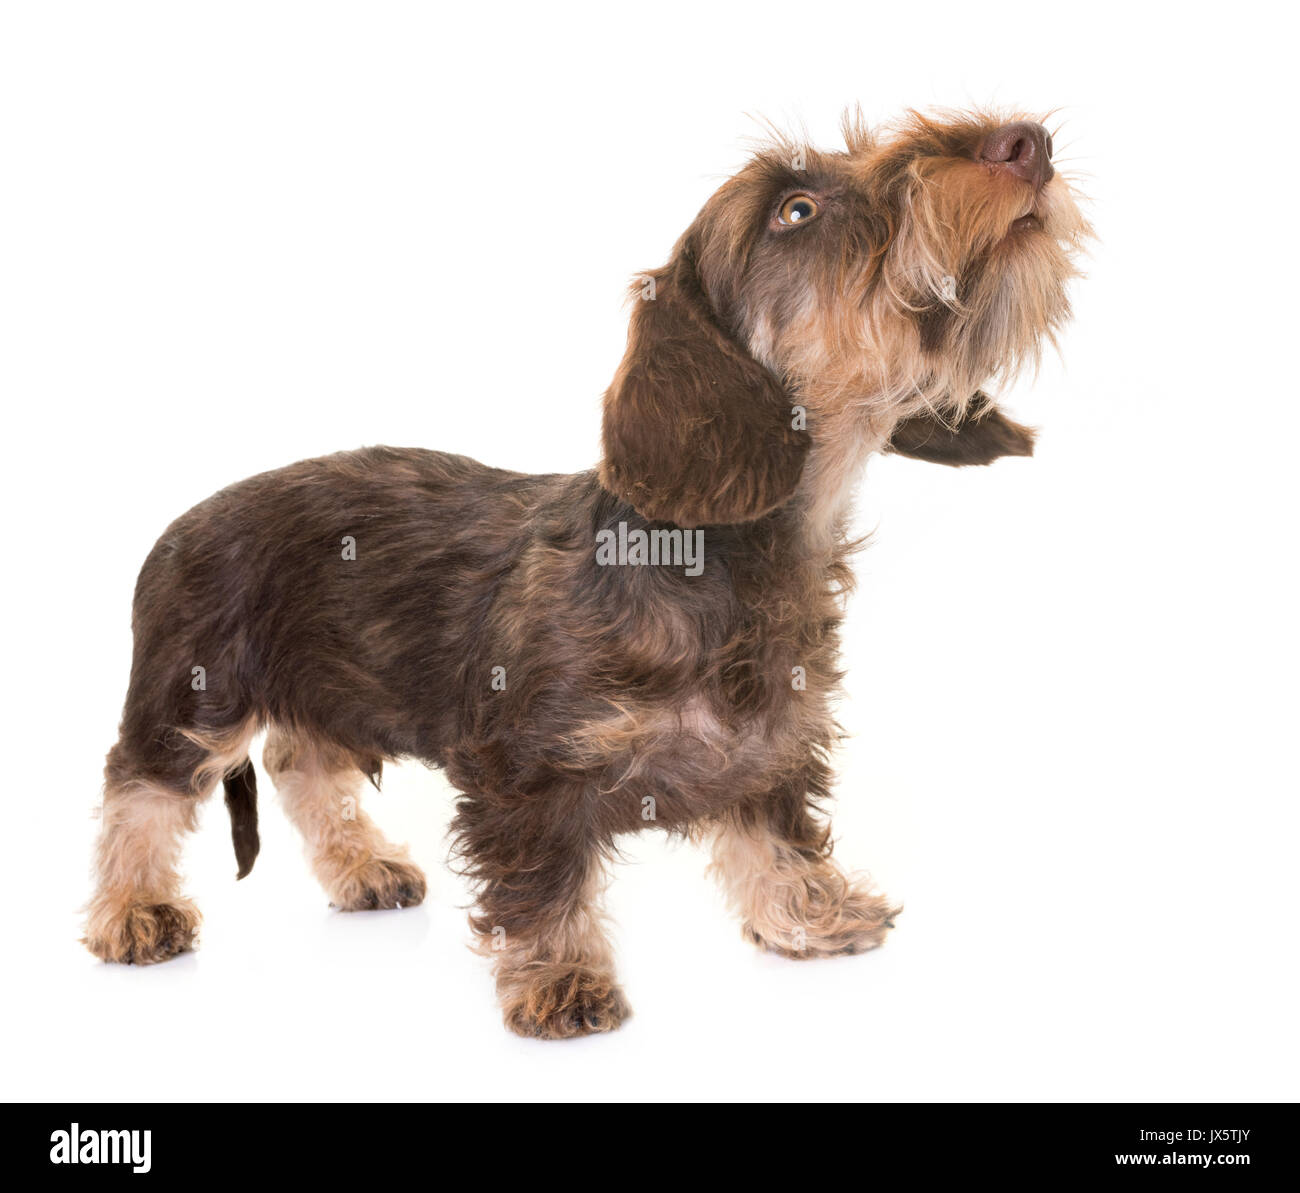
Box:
787 360 983 552
789 397 913 554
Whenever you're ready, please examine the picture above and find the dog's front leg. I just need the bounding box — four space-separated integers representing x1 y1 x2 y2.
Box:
456 785 629 1039
886 393 1036 467
708 768 899 958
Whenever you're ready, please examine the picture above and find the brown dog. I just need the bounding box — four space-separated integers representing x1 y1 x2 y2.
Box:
84 109 1090 1038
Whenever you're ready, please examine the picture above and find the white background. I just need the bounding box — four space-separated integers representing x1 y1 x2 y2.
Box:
2 1 1296 1102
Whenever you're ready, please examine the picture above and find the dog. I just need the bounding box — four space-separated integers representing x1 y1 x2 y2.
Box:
83 109 1090 1038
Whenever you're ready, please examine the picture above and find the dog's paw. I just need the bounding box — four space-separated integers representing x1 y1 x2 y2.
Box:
330 857 426 911
502 967 632 1040
83 897 201 965
745 886 899 959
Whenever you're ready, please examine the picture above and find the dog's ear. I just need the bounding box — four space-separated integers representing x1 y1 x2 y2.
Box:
599 246 808 527
886 394 1036 467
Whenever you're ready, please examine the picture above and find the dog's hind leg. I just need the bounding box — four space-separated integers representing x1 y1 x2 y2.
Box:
262 727 425 911
84 719 258 964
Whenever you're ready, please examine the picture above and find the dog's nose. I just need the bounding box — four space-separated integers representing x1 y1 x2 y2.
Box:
979 122 1054 188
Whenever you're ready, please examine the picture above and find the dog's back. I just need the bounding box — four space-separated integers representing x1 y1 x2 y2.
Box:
118 446 546 774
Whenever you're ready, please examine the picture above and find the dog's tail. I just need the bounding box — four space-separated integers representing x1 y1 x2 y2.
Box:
222 758 260 880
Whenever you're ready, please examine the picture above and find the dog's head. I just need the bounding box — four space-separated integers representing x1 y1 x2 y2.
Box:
600 108 1092 527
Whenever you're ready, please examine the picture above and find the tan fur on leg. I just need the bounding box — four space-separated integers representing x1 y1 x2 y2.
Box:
84 782 203 963
84 721 257 964
709 814 899 958
263 728 425 910
476 868 630 1039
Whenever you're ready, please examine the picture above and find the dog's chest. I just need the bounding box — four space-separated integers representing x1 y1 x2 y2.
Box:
569 679 821 820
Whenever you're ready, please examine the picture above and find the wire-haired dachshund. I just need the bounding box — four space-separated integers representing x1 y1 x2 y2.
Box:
84 108 1090 1038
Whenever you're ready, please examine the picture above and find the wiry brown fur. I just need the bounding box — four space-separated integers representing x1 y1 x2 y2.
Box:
84 108 1089 1036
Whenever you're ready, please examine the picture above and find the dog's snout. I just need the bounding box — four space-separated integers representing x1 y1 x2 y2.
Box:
979 121 1054 188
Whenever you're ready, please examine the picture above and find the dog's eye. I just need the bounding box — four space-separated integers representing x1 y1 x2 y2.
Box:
777 194 820 226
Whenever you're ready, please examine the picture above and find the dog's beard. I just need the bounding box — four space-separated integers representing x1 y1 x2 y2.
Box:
881 168 1092 407
954 222 1083 385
